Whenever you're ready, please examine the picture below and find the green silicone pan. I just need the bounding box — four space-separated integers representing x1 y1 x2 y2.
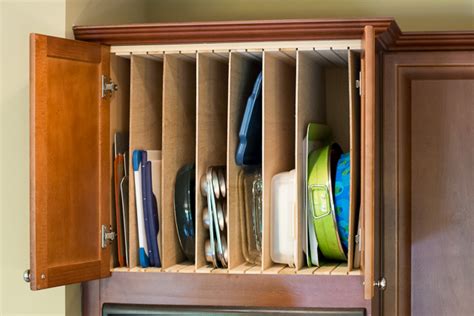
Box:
307 144 346 261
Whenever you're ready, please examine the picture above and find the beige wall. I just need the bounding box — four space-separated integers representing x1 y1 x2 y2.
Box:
0 0 66 315
66 0 149 38
146 0 474 31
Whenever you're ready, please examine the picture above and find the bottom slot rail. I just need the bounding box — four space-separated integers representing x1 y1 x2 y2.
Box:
110 264 360 275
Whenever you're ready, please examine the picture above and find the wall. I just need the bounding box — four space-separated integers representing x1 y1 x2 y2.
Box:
0 0 66 315
145 0 474 31
66 0 149 38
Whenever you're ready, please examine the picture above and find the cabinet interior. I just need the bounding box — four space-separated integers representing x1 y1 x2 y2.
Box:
109 40 364 276
162 54 196 270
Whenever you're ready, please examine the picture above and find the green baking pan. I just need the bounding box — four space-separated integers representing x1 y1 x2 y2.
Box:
307 143 346 261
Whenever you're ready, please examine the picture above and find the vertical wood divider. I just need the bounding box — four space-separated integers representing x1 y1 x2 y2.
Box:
262 51 296 271
161 54 196 269
129 55 163 269
195 53 205 271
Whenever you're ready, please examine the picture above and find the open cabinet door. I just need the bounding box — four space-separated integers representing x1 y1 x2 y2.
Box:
29 34 111 290
362 25 376 300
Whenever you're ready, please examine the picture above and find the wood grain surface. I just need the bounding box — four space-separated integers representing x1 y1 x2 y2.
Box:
72 18 474 52
109 55 130 268
161 54 196 269
195 53 229 271
30 34 111 290
226 52 261 269
262 51 296 271
383 51 474 315
73 18 396 46
128 55 163 268
362 25 376 300
99 271 371 312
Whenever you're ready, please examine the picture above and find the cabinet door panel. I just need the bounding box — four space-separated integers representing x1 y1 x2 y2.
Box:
30 34 111 290
383 51 474 315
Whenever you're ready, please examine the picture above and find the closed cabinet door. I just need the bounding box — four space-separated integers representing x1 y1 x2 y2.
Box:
383 51 474 315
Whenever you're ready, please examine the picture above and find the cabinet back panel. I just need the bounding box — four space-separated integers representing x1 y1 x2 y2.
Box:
227 52 262 269
109 55 131 269
128 56 163 268
110 56 131 136
162 54 196 268
262 51 296 271
325 67 350 152
195 53 229 271
295 51 325 270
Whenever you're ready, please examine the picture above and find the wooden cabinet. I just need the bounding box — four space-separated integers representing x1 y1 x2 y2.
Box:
27 18 474 315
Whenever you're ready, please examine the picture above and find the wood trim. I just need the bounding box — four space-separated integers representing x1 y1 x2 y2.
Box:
389 31 474 51
47 261 102 288
29 32 44 291
371 47 384 316
96 272 371 313
73 18 474 52
73 18 397 46
46 36 102 62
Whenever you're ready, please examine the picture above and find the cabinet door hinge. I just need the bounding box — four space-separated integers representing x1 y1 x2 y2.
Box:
101 225 116 249
356 71 362 96
101 75 118 98
355 230 361 251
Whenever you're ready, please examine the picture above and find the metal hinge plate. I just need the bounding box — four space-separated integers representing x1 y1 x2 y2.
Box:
101 75 118 98
356 71 362 96
101 225 116 249
356 226 362 251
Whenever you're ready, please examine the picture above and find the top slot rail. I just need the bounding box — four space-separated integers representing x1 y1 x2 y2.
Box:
112 40 362 56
